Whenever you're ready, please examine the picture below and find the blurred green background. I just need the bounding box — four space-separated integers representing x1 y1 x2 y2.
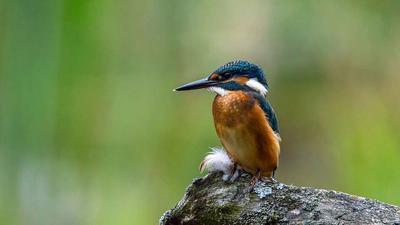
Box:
1 1 400 224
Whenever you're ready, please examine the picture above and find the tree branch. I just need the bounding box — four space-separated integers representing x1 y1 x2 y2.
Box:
160 173 400 224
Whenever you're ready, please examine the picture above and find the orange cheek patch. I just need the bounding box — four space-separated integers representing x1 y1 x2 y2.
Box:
231 76 249 85
209 73 220 81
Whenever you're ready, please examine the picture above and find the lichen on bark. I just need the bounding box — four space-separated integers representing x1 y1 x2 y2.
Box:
160 172 400 225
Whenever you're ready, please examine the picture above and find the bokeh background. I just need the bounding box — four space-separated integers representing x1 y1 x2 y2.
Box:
1 1 400 224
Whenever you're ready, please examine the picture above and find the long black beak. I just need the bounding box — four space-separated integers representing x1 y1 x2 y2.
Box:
174 77 217 91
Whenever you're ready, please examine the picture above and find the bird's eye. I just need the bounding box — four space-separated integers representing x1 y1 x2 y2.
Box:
224 72 232 78
210 73 231 81
217 75 225 81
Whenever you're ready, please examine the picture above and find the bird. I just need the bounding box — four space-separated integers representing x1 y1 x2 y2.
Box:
174 60 281 186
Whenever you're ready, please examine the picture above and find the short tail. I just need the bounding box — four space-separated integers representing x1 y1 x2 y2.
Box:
199 147 233 175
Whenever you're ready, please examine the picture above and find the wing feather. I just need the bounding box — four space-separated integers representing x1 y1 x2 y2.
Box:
251 92 280 136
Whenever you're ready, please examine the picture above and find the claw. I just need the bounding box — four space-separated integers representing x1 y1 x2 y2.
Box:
222 174 230 181
269 177 277 183
223 163 240 182
262 176 277 183
229 165 241 182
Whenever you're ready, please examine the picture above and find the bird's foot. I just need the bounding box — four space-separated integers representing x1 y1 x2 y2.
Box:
270 177 277 183
249 169 261 189
222 174 230 181
222 163 240 182
261 176 278 183
229 165 241 182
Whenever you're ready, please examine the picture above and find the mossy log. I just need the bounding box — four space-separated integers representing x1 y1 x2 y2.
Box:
160 173 400 225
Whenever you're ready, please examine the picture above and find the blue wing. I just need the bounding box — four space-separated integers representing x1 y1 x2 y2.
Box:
252 93 280 135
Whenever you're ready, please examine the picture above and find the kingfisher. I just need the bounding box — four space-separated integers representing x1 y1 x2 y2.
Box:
174 60 281 186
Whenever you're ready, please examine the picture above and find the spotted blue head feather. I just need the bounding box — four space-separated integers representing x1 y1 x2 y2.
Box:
213 60 269 90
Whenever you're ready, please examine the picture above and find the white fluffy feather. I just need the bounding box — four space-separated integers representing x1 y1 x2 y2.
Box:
274 132 282 142
199 147 233 176
207 87 227 96
246 78 268 96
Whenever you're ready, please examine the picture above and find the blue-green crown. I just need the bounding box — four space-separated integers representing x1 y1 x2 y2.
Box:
214 60 269 89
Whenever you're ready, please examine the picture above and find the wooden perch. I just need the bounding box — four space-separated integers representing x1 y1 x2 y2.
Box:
160 173 400 225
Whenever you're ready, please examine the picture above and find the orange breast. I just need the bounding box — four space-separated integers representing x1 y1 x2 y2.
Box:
212 91 280 177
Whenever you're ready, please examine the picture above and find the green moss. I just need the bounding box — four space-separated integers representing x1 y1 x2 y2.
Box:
215 203 240 215
195 203 240 224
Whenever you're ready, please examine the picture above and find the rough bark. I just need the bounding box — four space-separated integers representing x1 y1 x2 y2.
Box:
160 172 400 225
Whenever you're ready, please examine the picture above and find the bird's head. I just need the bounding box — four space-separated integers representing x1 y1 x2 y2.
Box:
174 60 269 96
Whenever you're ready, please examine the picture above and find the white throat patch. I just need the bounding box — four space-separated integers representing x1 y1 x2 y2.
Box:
208 87 227 96
246 78 268 96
